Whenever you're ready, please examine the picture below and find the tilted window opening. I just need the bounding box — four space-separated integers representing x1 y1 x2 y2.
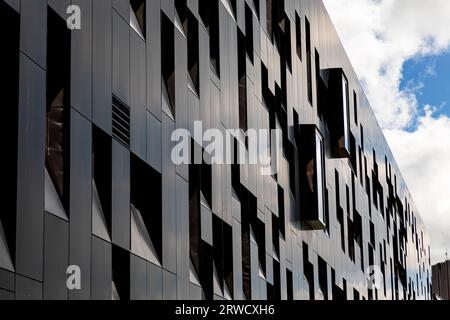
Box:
46 7 71 214
161 12 176 118
0 1 20 272
92 126 112 242
199 0 221 77
187 10 200 95
295 12 302 60
245 3 254 63
130 154 163 266
238 29 248 132
130 0 146 39
305 17 312 105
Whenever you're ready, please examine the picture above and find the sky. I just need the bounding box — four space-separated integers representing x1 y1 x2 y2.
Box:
323 0 450 264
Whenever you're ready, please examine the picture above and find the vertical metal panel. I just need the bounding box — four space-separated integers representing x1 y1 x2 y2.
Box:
93 0 113 134
111 140 131 250
130 31 147 159
43 213 69 300
91 236 112 300
71 0 93 118
16 54 45 281
69 109 92 300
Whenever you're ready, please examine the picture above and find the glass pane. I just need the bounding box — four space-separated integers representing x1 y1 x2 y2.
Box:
342 74 350 151
315 130 325 224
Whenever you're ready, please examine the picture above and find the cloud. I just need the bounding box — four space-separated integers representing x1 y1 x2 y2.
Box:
323 0 450 130
323 0 450 263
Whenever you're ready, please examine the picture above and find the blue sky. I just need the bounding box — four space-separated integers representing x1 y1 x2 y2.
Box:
401 52 450 121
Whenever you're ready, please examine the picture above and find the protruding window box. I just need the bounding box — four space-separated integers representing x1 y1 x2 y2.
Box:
320 68 351 158
299 125 326 230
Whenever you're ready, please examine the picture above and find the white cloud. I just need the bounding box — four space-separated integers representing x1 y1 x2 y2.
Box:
323 0 450 263
323 0 450 130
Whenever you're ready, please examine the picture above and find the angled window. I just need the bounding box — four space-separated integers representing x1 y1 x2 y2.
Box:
212 216 234 299
221 0 237 19
286 269 294 300
161 12 176 117
130 154 162 265
46 7 71 218
175 0 187 34
112 245 130 300
199 0 221 77
305 17 312 104
245 3 254 63
130 0 146 39
0 1 20 272
295 12 302 60
238 29 248 132
92 126 112 242
318 256 328 300
303 243 315 300
189 140 213 294
252 0 260 20
299 125 326 230
266 0 274 40
187 10 200 94
280 12 292 71
349 132 357 172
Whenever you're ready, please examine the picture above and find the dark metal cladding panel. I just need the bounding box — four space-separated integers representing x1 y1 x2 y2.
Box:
2 0 432 301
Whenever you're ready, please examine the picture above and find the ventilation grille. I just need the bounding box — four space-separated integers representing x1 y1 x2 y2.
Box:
112 96 130 148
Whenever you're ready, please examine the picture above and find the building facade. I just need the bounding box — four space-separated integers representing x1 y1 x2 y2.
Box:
432 260 450 300
0 0 431 300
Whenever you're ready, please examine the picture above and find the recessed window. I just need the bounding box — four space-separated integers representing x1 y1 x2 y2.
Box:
353 90 358 125
238 30 248 132
189 141 213 292
299 125 326 230
318 257 328 300
286 269 293 300
245 3 254 63
253 0 260 19
161 12 176 117
213 216 234 298
187 10 200 94
342 74 350 152
349 132 357 172
280 12 292 71
1 1 20 272
112 245 130 300
199 0 221 77
130 153 162 265
303 243 315 300
46 7 71 213
175 0 187 33
266 0 274 40
92 126 112 242
130 0 146 39
277 185 286 238
239 188 257 300
315 49 324 117
295 12 302 60
305 17 312 105
229 0 237 19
